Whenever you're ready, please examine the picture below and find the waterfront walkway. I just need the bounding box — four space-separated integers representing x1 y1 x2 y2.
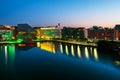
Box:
54 40 97 47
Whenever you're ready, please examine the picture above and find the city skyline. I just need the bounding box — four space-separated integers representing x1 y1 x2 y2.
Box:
0 0 120 28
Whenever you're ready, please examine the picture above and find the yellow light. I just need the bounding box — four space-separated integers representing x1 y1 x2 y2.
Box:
12 36 15 39
115 61 120 66
85 47 89 59
37 42 41 48
5 45 8 65
93 48 98 61
90 47 93 54
18 44 26 46
77 46 81 58
60 43 63 53
65 45 69 55
39 42 55 53
71 45 75 56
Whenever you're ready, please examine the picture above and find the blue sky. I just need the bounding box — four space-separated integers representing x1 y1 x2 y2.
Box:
0 0 120 28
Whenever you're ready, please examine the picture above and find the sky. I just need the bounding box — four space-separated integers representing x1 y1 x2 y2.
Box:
0 0 120 28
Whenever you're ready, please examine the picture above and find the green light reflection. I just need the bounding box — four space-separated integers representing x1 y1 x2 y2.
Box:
8 45 15 70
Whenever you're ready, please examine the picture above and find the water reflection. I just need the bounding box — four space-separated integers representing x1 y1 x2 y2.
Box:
90 47 93 54
60 43 63 53
85 47 89 59
0 45 15 71
93 48 98 61
5 46 8 65
115 61 120 66
15 42 120 69
57 42 120 68
37 42 55 53
0 41 120 73
9 45 15 63
37 42 99 61
71 45 75 56
65 45 69 55
77 46 81 58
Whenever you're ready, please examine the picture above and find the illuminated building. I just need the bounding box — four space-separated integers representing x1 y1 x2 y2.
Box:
33 23 61 40
17 24 36 41
0 25 16 41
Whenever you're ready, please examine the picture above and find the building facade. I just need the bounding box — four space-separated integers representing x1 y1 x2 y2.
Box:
87 26 119 41
0 25 16 41
17 24 36 42
61 27 86 41
114 25 120 40
33 24 61 40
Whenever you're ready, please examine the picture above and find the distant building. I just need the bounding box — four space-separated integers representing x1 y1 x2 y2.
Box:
105 28 115 40
33 23 61 40
114 25 120 40
87 26 115 41
88 26 106 40
0 25 16 41
17 24 36 41
61 27 86 41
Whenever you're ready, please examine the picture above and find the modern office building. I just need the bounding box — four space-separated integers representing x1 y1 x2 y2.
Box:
33 23 61 40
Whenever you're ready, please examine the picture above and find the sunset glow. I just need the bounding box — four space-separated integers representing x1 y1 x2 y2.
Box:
0 0 120 28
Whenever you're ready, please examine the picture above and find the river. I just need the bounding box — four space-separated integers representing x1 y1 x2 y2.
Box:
0 41 120 80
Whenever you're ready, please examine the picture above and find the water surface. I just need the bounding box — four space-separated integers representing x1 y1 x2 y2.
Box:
0 42 120 80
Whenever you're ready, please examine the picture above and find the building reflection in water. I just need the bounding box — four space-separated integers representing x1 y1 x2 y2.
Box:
37 42 99 62
115 61 120 66
0 45 15 71
90 47 93 55
71 45 75 56
37 42 55 53
57 43 99 61
5 45 8 66
0 42 120 72
65 45 69 55
85 47 89 59
19 42 120 70
93 48 98 61
60 43 63 53
8 45 15 66
77 46 81 58
37 42 41 48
